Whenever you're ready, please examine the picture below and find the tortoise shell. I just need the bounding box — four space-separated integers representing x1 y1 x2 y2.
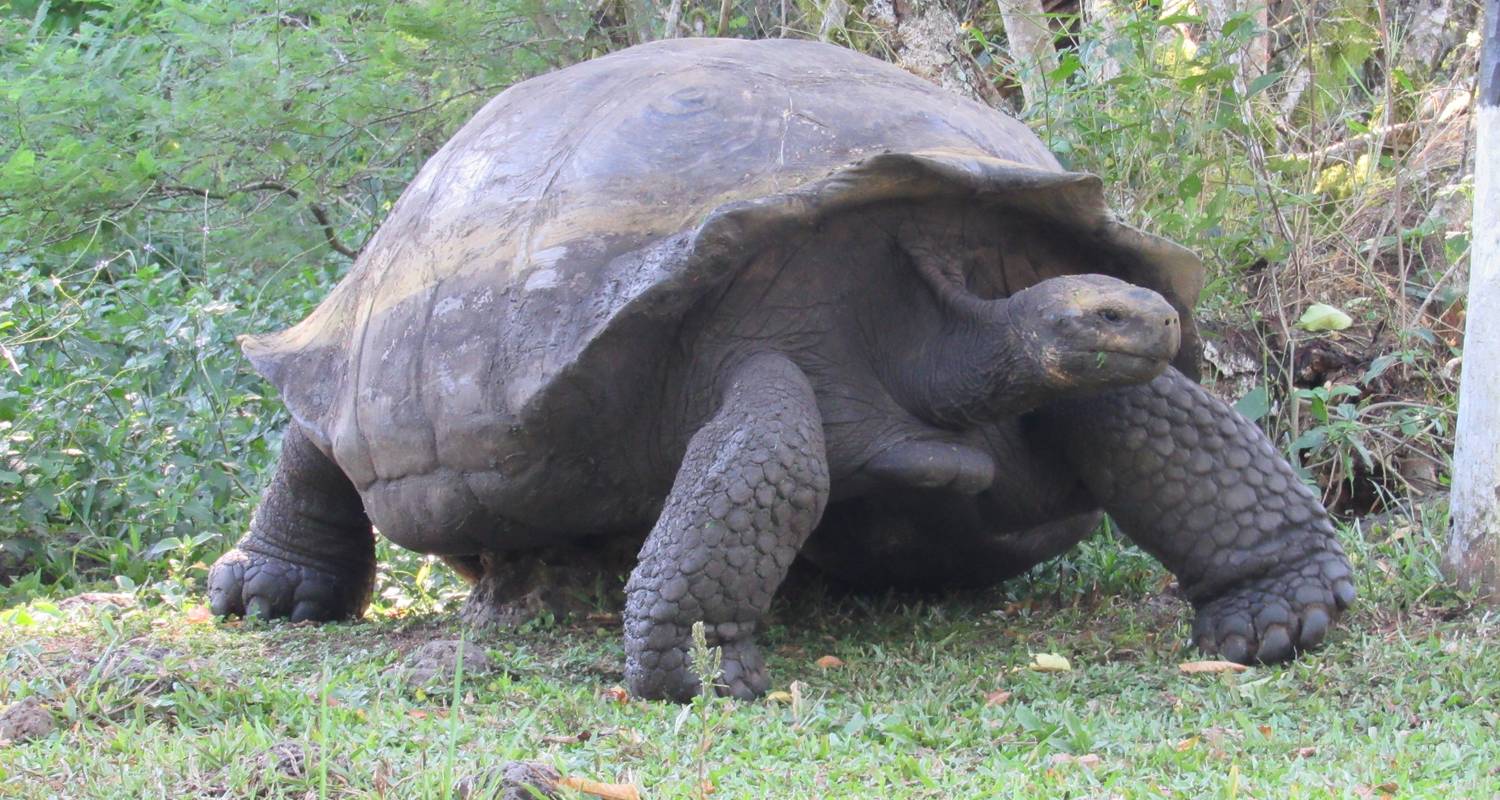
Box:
243 38 1202 495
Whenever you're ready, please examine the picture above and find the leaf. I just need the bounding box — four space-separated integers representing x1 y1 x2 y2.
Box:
1177 173 1203 201
1291 746 1318 758
557 776 641 800
184 605 214 625
1178 660 1248 674
1175 736 1199 752
1233 386 1270 422
1047 753 1102 768
984 690 1013 706
1297 303 1353 332
1047 53 1082 82
1246 70 1284 98
3 148 36 179
766 690 793 704
131 149 158 180
602 686 629 704
1029 653 1071 672
815 655 844 669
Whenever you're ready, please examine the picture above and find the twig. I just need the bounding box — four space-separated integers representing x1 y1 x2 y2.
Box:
160 180 359 258
1280 121 1427 165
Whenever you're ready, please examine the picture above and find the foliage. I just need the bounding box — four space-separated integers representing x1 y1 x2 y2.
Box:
0 0 600 597
0 0 1477 598
992 1 1470 514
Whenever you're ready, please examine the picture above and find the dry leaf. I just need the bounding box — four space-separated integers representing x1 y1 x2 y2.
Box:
1291 746 1318 759
984 690 1013 706
815 655 844 669
1178 660 1248 674
303 692 341 708
1258 725 1273 737
185 605 214 625
558 775 641 800
1029 653 1071 672
1048 753 1101 768
602 686 629 704
541 731 592 745
766 690 793 704
1175 736 1199 752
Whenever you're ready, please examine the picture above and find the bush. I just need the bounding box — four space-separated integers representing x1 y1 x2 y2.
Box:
0 0 599 598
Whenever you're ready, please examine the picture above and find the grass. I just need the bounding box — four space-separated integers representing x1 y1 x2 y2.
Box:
1 514 1495 799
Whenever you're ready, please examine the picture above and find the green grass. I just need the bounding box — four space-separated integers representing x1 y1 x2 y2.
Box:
1 516 1494 798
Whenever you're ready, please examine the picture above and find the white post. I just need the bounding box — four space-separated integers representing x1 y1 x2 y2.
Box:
1447 0 1500 600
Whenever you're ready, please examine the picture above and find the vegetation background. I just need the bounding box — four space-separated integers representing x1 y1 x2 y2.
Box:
0 0 1493 797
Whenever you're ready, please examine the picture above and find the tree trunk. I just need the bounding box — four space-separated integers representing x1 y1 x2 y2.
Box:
1084 0 1124 82
1196 0 1270 93
818 0 849 41
995 0 1059 110
1447 0 1500 601
663 0 684 38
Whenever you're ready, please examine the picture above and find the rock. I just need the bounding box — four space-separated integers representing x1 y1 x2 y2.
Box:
0 697 56 744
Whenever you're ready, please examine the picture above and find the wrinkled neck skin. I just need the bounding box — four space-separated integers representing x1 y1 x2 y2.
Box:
887 294 1052 430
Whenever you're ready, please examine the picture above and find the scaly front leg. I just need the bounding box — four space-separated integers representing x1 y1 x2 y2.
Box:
624 353 830 701
1041 369 1356 663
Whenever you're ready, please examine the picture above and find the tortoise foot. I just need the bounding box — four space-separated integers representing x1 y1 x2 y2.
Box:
625 627 770 702
207 546 371 622
716 638 771 700
1191 549 1356 664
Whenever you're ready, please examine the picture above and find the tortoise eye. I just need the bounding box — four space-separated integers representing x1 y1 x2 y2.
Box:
1099 308 1123 323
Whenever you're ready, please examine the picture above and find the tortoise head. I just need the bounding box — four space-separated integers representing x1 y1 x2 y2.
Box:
1008 273 1181 393
907 272 1181 429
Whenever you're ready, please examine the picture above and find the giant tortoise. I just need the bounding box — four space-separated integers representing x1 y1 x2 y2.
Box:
209 38 1355 701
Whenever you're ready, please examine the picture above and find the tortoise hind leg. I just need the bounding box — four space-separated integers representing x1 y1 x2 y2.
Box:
624 353 830 701
208 424 375 622
452 539 637 629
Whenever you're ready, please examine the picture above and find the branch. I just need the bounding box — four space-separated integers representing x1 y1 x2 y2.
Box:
1278 121 1429 165
161 180 360 258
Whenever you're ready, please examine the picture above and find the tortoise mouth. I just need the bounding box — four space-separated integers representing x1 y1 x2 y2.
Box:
1050 345 1174 388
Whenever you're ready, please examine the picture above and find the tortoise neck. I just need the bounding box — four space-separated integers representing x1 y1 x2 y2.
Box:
897 299 1049 429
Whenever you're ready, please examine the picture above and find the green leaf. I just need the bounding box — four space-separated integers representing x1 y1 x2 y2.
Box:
1246 70 1283 99
1290 428 1326 453
132 149 158 180
1177 173 1203 200
1297 303 1353 332
3 147 36 179
1047 53 1082 82
1234 386 1271 422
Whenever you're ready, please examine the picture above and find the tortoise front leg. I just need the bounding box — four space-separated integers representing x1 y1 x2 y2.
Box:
1039 369 1356 664
624 353 829 701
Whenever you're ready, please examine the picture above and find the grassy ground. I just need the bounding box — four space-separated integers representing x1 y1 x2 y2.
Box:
0 516 1495 799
